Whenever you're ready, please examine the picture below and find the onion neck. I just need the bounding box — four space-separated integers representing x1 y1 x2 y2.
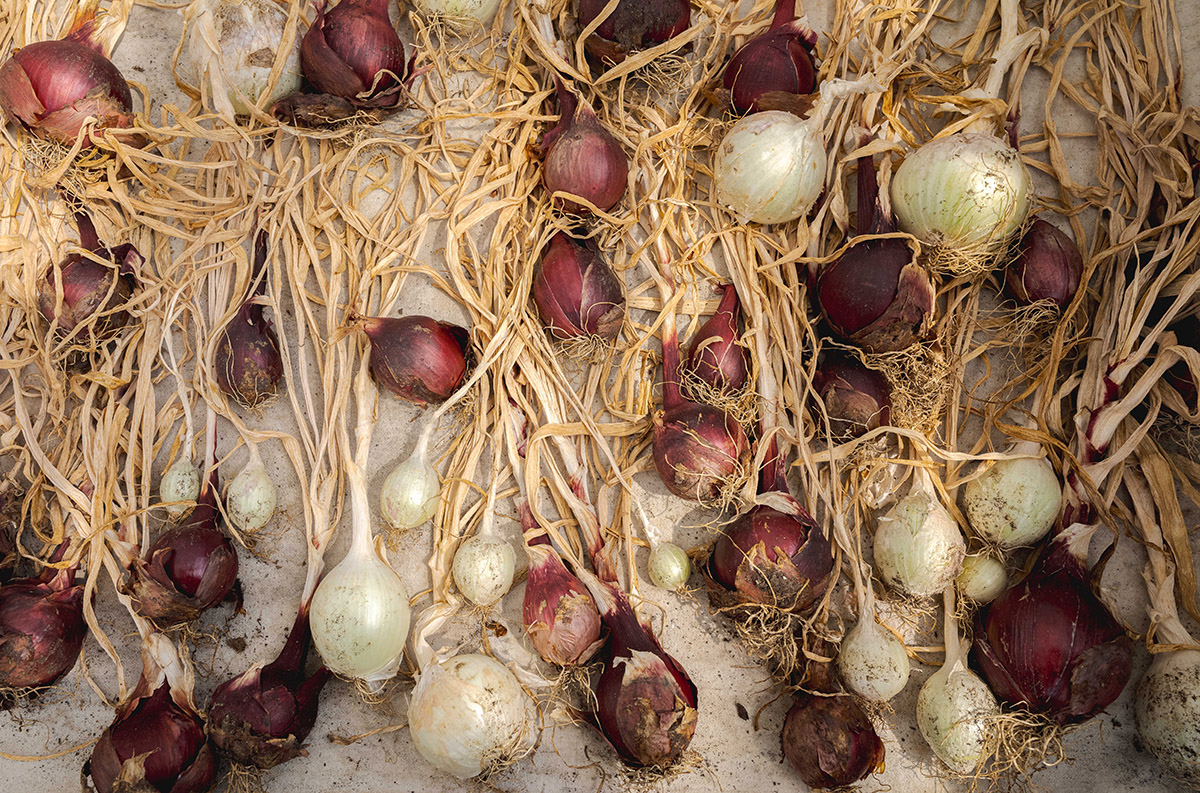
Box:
346 460 375 560
942 587 962 668
660 297 684 410
73 208 101 252
270 603 313 675
770 0 796 29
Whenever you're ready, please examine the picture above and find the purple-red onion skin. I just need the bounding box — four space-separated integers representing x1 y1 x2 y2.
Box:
215 300 284 408
533 233 626 341
576 0 691 64
683 284 749 395
1005 217 1084 308
710 503 834 612
300 0 415 109
89 680 216 793
541 83 628 213
722 0 817 115
523 544 603 666
972 532 1132 724
362 315 470 407
782 692 884 789
38 245 140 337
812 354 891 437
0 572 86 690
651 402 749 503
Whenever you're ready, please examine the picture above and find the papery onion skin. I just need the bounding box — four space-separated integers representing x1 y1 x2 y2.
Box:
648 542 691 592
714 110 826 225
533 232 626 341
226 460 278 535
1135 649 1200 787
782 691 884 789
873 485 965 598
962 457 1062 549
361 315 470 407
837 617 910 702
956 554 1007 604
575 0 691 64
300 0 416 110
523 542 603 666
452 534 515 607
651 402 749 503
380 451 441 530
722 0 817 115
916 649 999 774
812 352 891 437
540 80 629 214
683 284 749 396
38 211 140 338
413 0 502 24
0 565 86 690
1005 217 1084 308
215 231 284 408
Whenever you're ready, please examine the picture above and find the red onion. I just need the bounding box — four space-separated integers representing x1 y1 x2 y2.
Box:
972 523 1132 724
360 315 470 407
89 676 216 793
126 470 239 629
0 9 142 146
816 151 934 353
214 231 284 408
208 606 332 769
0 558 85 690
540 80 629 214
722 0 817 115
811 352 891 438
300 0 416 110
576 0 691 65
1005 217 1083 308
532 232 626 342
682 284 749 396
522 527 603 667
38 209 139 337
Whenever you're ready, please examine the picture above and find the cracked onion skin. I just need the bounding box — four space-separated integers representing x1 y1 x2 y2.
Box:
811 352 891 438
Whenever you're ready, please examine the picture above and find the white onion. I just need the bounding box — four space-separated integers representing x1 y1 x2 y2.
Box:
380 447 441 530
226 457 277 534
648 542 690 591
413 0 502 24
891 132 1032 258
837 615 910 702
955 554 1007 604
452 534 515 607
713 110 826 225
962 456 1061 548
159 458 200 516
874 475 965 598
1136 648 1200 787
408 653 535 779
917 639 999 774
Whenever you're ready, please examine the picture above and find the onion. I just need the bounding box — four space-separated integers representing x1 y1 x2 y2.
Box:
956 554 1006 604
159 458 201 518
380 438 441 530
682 284 749 397
38 209 140 339
575 0 690 64
722 0 817 115
972 523 1132 723
360 315 470 407
412 0 502 25
226 452 278 535
816 150 934 353
532 232 626 342
522 541 603 666
1004 217 1084 308
184 0 303 119
540 79 629 214
714 110 826 225
873 470 965 598
452 533 515 608
837 599 910 702
408 653 535 779
811 352 892 437
647 541 690 591
214 231 284 408
962 453 1062 549
300 0 416 110
0 558 86 690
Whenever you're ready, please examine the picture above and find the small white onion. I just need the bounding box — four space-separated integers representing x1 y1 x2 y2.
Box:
648 542 691 591
962 457 1061 548
956 555 1007 604
413 0 502 24
837 616 910 702
714 110 827 225
310 541 411 683
452 534 515 607
891 132 1032 256
408 653 535 779
381 450 441 530
917 643 1000 774
226 459 277 534
159 459 200 516
874 482 965 598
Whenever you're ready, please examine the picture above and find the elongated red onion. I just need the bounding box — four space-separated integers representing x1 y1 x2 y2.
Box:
360 315 469 407
0 8 143 146
208 606 332 769
683 284 749 396
214 230 283 408
817 151 934 353
0 557 85 690
126 470 239 629
972 523 1132 724
722 0 816 115
300 0 416 109
576 0 690 65
38 209 139 337
540 80 628 214
89 676 216 793
1005 217 1083 308
812 352 891 437
533 232 626 341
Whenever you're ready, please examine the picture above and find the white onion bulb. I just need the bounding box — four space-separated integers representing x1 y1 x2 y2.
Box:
408 653 535 779
962 457 1061 548
917 640 999 774
310 539 411 683
1135 648 1200 787
452 534 515 607
714 110 827 225
648 542 690 591
413 0 502 24
159 459 200 516
837 616 910 702
874 479 965 598
955 555 1007 604
226 458 277 534
381 449 441 530
184 0 303 119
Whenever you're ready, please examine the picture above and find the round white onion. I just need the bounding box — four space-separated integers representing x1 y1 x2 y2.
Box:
310 543 411 683
648 542 691 591
381 450 441 530
452 534 515 607
962 457 1061 548
408 653 535 779
955 554 1007 604
874 483 965 598
159 459 200 517
917 644 999 774
713 110 827 225
891 132 1032 257
837 616 910 702
1136 649 1200 786
413 0 502 24
226 459 277 534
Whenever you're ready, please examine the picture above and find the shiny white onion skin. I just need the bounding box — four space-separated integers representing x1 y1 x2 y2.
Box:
963 457 1061 548
891 132 1032 255
1135 649 1200 788
413 0 502 23
452 534 515 607
380 452 441 530
226 461 277 534
159 459 200 516
917 656 999 774
408 653 534 779
956 555 1007 604
648 542 691 591
837 617 910 702
714 110 827 225
874 488 965 598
